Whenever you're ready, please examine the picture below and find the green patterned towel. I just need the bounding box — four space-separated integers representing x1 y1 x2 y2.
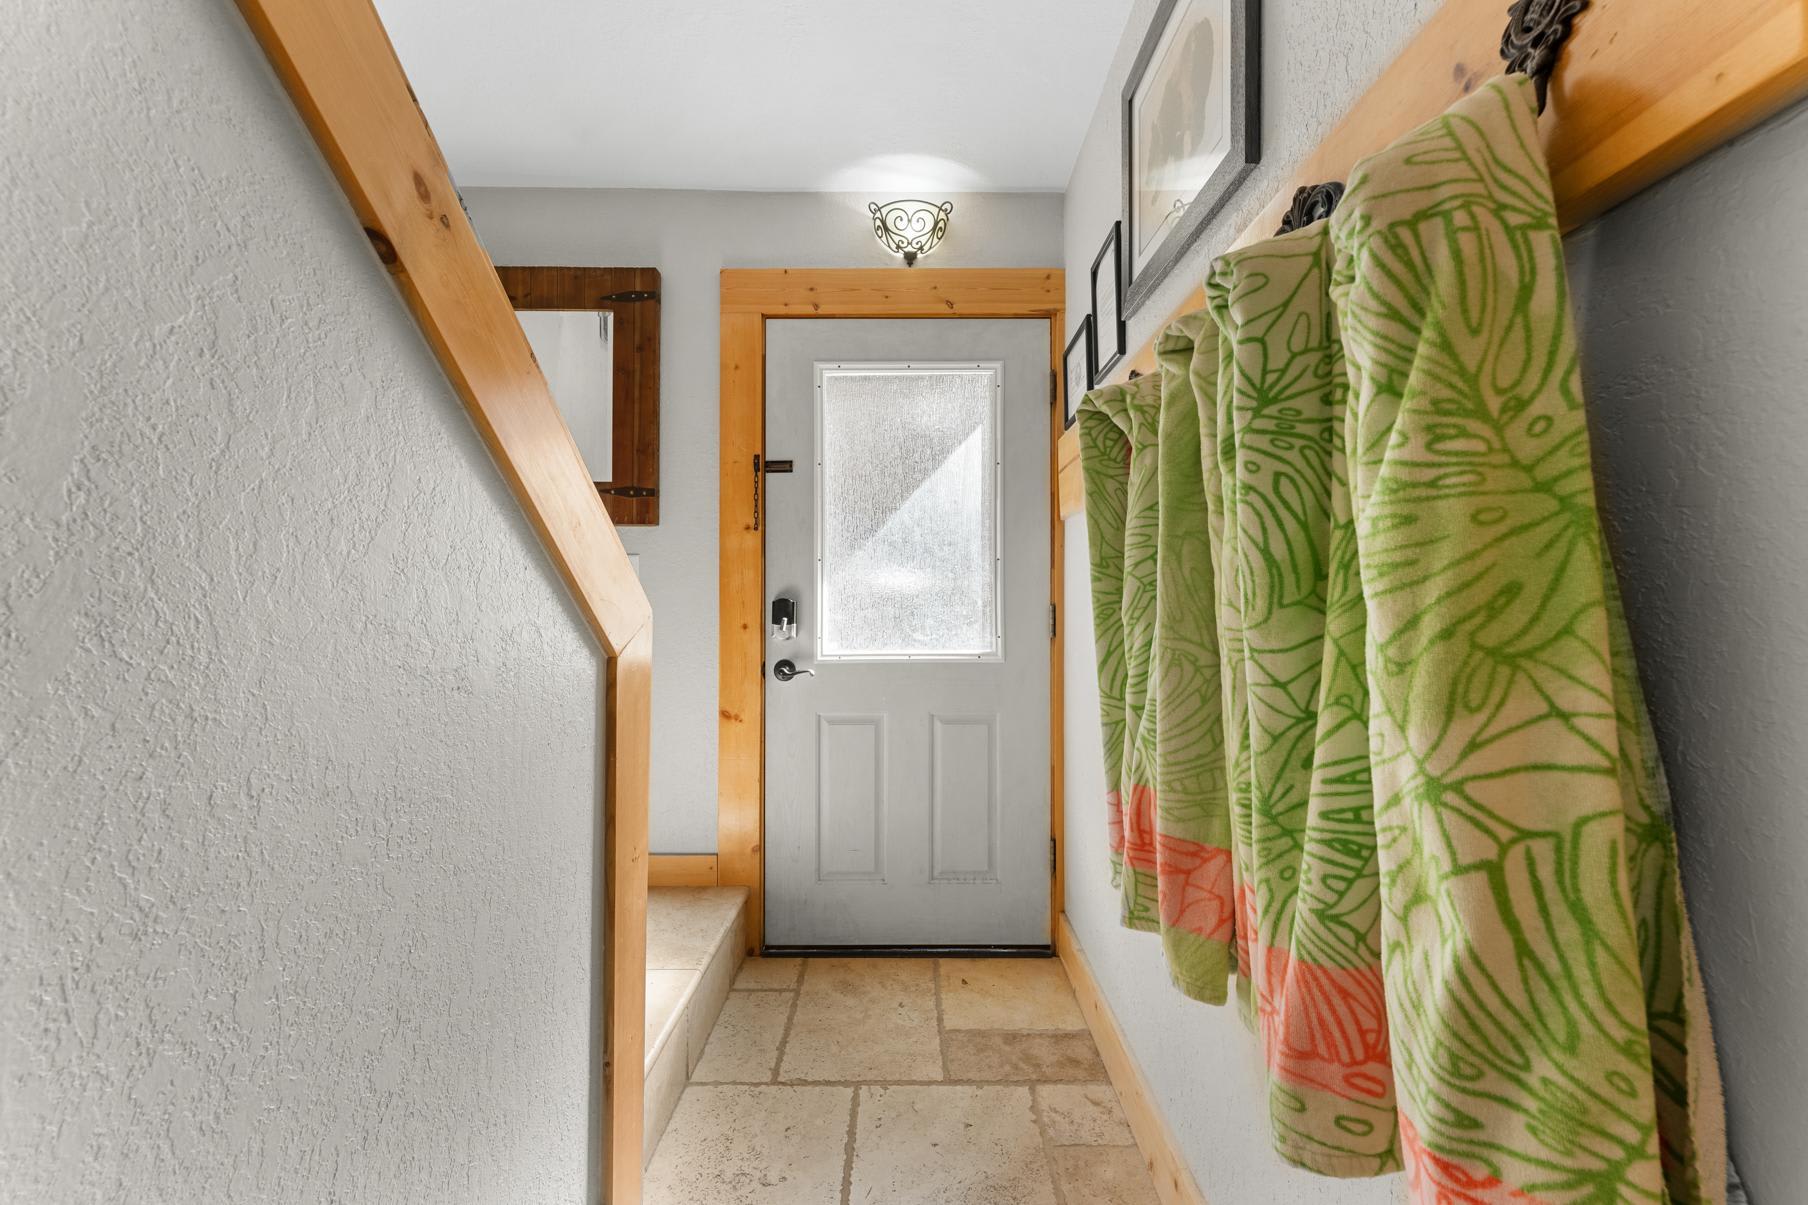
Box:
1329 73 1724 1203
1079 73 1725 1201
1079 352 1237 1005
1201 217 1400 1178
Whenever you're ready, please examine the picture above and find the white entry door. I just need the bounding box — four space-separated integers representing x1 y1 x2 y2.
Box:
763 319 1052 948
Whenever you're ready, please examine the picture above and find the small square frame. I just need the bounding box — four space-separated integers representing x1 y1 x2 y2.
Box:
1063 314 1096 431
1090 222 1126 381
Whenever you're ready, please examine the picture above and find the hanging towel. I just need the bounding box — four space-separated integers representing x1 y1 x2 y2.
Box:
1198 219 1400 1178
1328 74 1725 1202
1079 361 1238 1005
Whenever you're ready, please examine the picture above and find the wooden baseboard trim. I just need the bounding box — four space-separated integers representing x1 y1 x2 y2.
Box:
1056 914 1207 1205
648 854 718 887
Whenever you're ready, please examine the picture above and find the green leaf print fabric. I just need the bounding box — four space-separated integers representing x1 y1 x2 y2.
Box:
1199 219 1401 1178
1079 352 1238 1005
1078 72 1725 1202
1327 74 1724 1202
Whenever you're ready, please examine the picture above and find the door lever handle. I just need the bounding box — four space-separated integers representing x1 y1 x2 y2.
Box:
772 659 815 682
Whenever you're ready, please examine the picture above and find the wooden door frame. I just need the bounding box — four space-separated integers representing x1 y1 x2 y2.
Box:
718 268 1066 953
233 3 651 1202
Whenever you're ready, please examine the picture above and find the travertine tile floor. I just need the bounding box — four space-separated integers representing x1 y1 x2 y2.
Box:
645 956 1161 1205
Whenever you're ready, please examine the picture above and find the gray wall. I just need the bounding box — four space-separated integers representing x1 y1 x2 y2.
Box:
464 188 1065 853
1567 99 1808 1202
1062 1 1805 1201
0 2 602 1201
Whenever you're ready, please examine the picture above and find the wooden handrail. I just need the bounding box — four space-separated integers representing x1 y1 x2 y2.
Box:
233 2 653 1201
235 0 650 656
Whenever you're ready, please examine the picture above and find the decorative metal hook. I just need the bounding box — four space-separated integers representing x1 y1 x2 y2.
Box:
1501 0 1589 114
1276 182 1346 236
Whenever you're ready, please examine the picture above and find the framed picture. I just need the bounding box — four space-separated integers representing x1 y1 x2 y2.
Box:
1090 222 1126 380
1063 314 1095 430
1121 0 1260 316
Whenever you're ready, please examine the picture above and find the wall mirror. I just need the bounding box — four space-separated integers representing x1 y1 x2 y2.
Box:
498 266 662 526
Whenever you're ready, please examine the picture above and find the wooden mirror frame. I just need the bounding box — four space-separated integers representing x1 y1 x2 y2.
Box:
498 266 663 526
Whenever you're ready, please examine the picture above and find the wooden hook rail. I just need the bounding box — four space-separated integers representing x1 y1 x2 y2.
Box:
1059 0 1808 517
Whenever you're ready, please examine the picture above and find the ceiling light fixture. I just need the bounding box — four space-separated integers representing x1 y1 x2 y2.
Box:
869 199 954 266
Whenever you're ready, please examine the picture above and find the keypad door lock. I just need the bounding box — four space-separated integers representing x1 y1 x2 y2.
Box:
770 595 798 641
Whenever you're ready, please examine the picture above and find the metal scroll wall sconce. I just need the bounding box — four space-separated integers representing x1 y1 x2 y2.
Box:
1273 0 1588 236
870 199 954 266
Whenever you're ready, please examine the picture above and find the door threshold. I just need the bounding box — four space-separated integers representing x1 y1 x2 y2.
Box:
763 944 1053 958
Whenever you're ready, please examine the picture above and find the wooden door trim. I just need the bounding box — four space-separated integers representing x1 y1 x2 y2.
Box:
232 3 651 1201
648 854 719 887
719 268 1066 952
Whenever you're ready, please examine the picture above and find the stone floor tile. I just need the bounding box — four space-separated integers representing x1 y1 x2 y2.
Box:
939 958 1085 1030
693 990 792 1083
850 1085 1056 1205
779 958 942 1082
1034 1082 1134 1145
943 1030 1106 1082
643 1085 852 1205
1050 1144 1162 1205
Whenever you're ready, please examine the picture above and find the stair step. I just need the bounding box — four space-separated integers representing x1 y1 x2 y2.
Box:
642 886 748 1166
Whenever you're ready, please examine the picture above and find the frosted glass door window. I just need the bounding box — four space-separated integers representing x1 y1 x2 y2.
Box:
817 365 1001 658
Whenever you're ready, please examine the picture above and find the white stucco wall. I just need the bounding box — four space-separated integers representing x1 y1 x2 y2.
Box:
1063 2 1806 1201
0 2 602 1201
463 187 1065 853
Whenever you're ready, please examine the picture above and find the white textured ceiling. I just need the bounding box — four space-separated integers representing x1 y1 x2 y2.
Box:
374 0 1134 192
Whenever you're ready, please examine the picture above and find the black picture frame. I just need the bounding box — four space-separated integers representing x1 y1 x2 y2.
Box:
1063 314 1095 431
1121 0 1262 317
1090 222 1126 380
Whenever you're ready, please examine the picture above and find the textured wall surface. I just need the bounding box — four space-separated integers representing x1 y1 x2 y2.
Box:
0 2 601 1201
464 188 1064 852
1567 98 1808 1202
